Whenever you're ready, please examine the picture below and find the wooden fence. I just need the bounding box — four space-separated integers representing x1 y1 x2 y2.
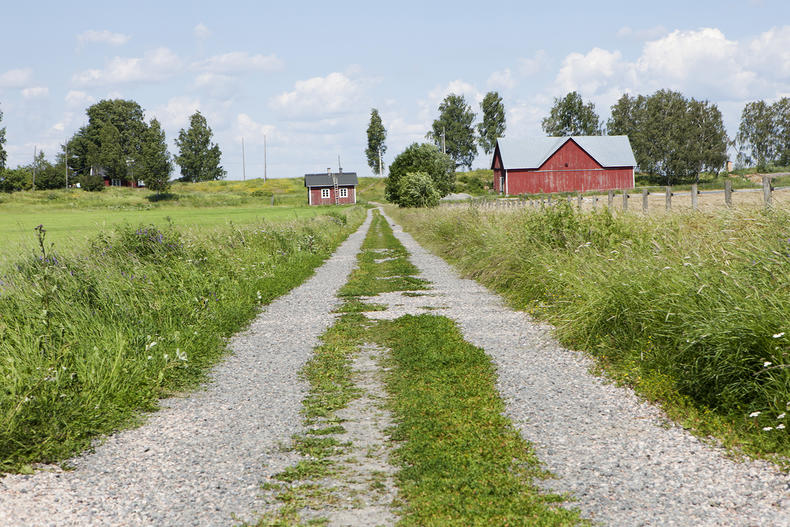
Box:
449 177 788 213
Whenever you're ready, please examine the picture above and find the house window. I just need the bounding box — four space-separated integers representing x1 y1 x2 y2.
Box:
339 188 348 198
111 179 122 187
321 188 330 199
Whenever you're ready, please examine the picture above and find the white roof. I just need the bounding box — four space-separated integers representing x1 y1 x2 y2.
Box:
495 136 636 169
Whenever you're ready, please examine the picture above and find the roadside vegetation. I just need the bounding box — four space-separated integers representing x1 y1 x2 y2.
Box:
391 204 790 464
258 210 582 525
0 206 365 472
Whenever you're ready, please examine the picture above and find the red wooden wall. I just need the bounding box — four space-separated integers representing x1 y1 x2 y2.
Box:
308 186 356 205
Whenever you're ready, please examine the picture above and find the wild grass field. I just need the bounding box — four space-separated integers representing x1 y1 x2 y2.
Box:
0 203 366 472
391 203 790 464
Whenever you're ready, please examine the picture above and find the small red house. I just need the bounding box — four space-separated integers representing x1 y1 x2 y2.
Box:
91 166 145 188
492 136 635 195
304 170 358 205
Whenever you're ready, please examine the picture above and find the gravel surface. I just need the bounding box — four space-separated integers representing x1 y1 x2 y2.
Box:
378 208 790 527
0 210 372 527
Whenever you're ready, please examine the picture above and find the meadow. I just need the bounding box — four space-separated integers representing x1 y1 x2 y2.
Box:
391 203 790 463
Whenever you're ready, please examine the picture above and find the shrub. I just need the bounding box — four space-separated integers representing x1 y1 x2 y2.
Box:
396 172 440 208
79 172 105 192
385 143 454 204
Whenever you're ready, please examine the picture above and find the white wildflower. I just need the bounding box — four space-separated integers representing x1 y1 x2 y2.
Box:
749 411 761 418
147 355 152 360
176 349 187 362
163 353 169 361
773 332 785 338
778 413 786 419
764 361 773 367
763 426 774 431
777 424 786 430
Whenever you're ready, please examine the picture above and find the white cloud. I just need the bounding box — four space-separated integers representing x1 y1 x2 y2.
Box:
72 47 182 86
193 52 283 74
193 23 211 40
194 73 238 98
77 29 130 46
235 113 276 144
556 47 624 95
746 25 790 79
0 68 33 88
21 86 49 99
270 72 363 118
487 69 515 91
518 50 548 76
65 90 95 108
147 96 201 130
616 25 668 41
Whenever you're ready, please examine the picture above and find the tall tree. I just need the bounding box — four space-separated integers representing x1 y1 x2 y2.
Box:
427 94 477 169
139 118 173 193
542 91 602 136
365 109 387 175
737 100 777 170
477 91 506 155
772 97 790 166
0 104 6 173
385 142 454 204
175 111 226 182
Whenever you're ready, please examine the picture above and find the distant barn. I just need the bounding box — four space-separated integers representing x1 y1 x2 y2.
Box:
304 169 358 205
491 136 636 195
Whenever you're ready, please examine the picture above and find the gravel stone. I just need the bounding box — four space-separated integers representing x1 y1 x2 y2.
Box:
0 210 373 527
379 208 790 527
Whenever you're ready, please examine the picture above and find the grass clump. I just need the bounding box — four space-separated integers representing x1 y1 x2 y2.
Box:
374 314 582 526
0 207 365 472
392 202 790 461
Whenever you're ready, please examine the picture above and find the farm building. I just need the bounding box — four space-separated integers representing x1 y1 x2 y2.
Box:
91 166 145 188
304 170 358 205
491 136 636 195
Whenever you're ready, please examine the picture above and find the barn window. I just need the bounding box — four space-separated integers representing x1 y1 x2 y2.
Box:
111 179 121 187
339 188 348 198
321 188 330 199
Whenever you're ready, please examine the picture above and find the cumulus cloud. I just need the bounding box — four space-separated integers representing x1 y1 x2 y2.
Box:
0 68 33 88
235 113 276 144
556 47 625 95
487 69 515 91
193 52 283 74
193 23 211 40
616 25 668 41
21 86 49 99
270 72 363 118
77 29 130 46
518 50 548 76
147 96 201 129
65 90 95 108
72 47 182 86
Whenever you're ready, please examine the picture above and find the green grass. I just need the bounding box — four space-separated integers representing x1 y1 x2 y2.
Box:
375 315 582 526
391 203 790 464
0 206 366 473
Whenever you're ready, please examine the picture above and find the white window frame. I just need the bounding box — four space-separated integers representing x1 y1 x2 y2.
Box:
338 187 348 198
111 179 122 187
321 188 330 199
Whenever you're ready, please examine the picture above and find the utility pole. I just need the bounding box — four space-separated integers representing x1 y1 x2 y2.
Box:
263 133 267 182
378 147 383 177
441 127 446 154
241 136 246 181
32 146 37 191
65 143 69 189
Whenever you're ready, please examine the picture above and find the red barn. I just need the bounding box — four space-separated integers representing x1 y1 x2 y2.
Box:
492 136 635 195
304 170 358 205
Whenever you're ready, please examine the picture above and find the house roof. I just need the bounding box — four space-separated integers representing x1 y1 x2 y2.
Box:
304 172 358 187
495 136 636 169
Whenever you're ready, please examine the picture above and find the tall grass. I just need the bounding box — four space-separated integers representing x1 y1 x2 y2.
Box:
0 206 366 471
392 203 790 459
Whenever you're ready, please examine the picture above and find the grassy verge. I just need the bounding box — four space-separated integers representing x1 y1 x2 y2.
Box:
390 203 790 464
257 208 582 525
0 206 366 473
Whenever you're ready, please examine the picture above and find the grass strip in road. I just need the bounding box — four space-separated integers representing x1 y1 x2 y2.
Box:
374 314 583 527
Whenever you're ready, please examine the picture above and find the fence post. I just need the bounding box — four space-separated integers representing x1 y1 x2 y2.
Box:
592 196 598 209
665 186 672 211
623 191 629 211
691 183 698 210
577 192 583 210
763 176 773 207
642 189 649 213
608 190 614 209
547 196 552 207
566 195 573 207
725 179 732 207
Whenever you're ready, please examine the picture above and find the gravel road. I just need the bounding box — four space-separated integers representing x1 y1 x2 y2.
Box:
378 208 790 527
0 211 372 527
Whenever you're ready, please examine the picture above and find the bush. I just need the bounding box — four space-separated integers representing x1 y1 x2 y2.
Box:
397 172 440 208
386 143 454 204
79 173 105 192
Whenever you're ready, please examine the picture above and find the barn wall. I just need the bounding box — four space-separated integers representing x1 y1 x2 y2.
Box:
539 140 602 171
506 168 634 194
492 150 504 194
308 186 356 205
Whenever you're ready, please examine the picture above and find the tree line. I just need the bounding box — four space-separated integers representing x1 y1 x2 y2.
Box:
0 99 225 194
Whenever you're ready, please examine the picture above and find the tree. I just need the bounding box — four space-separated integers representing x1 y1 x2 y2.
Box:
772 98 790 166
0 104 6 173
365 109 387 175
427 94 477 169
396 172 440 208
477 91 506 155
385 143 454 205
139 119 172 193
175 111 226 182
542 91 601 136
608 90 728 184
737 100 777 170
67 99 148 182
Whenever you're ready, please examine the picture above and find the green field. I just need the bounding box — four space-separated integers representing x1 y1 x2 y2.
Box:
0 177 386 259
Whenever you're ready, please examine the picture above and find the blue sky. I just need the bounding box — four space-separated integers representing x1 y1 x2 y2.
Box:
1 0 789 179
